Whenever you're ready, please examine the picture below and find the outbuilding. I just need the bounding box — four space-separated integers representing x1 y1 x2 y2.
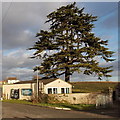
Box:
2 78 72 100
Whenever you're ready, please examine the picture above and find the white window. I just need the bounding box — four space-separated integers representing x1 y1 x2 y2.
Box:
61 88 65 94
53 88 57 94
47 88 58 94
66 88 69 94
61 88 70 94
48 88 52 94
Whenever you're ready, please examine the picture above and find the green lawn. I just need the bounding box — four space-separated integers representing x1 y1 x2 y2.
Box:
71 81 119 93
2 99 95 111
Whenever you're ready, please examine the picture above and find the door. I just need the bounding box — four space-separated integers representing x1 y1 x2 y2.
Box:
10 89 19 99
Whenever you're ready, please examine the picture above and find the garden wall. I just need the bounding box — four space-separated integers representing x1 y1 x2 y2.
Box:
49 92 113 106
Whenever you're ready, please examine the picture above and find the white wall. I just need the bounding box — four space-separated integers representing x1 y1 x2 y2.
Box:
44 79 72 94
3 83 35 100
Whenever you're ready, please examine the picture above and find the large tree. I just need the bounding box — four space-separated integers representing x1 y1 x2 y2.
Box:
29 2 115 82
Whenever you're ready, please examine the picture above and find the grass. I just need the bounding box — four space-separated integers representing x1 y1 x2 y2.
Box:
2 99 95 111
71 81 119 93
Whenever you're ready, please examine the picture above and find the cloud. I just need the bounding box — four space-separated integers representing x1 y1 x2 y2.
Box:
2 49 41 80
3 67 35 80
2 2 69 80
2 2 118 81
2 2 68 50
3 2 118 50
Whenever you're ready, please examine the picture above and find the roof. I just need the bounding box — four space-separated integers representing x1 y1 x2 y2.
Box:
14 78 72 85
14 78 58 85
38 78 58 85
14 80 35 84
7 77 18 80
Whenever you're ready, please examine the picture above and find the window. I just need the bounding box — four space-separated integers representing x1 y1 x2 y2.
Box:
10 89 19 99
53 88 57 94
48 88 52 94
61 88 65 94
48 88 58 94
21 89 32 96
61 88 70 94
66 88 69 94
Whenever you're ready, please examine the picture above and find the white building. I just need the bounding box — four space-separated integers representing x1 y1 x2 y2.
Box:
3 77 20 84
7 79 20 84
38 78 72 94
2 78 72 100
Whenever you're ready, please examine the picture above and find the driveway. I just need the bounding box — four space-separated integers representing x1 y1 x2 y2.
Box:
1 102 119 119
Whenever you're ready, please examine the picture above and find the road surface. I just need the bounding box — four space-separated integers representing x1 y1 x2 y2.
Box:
2 102 119 119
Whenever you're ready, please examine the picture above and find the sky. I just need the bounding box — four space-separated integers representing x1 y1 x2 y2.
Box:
1 1 119 82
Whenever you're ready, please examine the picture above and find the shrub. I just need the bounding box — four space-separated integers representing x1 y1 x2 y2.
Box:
31 92 48 103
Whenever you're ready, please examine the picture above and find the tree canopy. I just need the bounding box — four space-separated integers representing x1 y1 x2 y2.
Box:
29 2 115 82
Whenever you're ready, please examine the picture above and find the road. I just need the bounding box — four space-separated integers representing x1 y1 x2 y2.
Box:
2 102 119 119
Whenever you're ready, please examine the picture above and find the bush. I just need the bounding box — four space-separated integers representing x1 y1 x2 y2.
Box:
31 92 48 103
47 95 62 104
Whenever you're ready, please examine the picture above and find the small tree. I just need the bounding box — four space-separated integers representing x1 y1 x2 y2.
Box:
29 2 115 82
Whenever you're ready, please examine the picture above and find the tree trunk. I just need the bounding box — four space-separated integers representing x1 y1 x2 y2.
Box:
65 67 70 82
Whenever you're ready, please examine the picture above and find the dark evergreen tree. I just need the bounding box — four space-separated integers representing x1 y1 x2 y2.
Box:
29 2 115 82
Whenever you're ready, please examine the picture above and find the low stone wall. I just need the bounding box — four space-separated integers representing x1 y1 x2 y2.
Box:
48 92 112 106
96 94 112 108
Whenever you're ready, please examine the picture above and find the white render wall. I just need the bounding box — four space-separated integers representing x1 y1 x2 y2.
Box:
2 83 36 100
44 79 72 94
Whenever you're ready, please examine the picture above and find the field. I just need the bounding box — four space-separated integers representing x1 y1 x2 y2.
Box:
71 81 119 93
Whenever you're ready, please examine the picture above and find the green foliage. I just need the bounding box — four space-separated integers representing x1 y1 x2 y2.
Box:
29 2 115 82
2 99 95 110
72 82 118 93
31 93 49 103
2 99 33 104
